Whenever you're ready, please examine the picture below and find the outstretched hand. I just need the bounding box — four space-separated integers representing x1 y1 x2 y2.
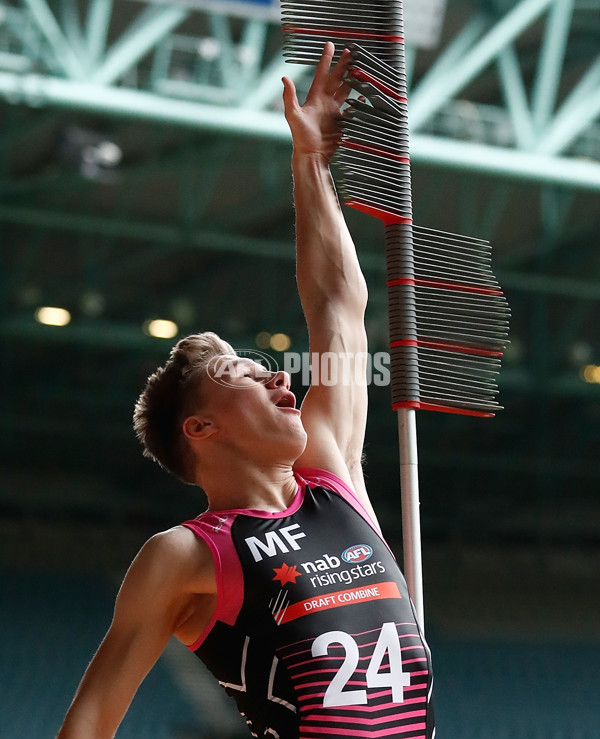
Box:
282 42 351 163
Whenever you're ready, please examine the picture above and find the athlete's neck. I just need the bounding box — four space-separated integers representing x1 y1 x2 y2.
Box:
201 464 299 514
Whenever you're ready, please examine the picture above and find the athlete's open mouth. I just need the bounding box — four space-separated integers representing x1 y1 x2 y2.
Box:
275 392 296 409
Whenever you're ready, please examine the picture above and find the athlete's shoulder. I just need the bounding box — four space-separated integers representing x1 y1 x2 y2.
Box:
133 525 216 594
146 523 212 553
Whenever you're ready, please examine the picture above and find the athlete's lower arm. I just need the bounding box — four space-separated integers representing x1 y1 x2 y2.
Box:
293 152 368 327
57 627 156 739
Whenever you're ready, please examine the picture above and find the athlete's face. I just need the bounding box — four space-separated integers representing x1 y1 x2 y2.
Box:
198 356 307 464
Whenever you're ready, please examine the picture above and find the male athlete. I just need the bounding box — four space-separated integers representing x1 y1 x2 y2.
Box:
58 44 434 738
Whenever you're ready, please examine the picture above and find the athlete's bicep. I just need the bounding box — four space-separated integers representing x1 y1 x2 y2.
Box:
58 528 215 738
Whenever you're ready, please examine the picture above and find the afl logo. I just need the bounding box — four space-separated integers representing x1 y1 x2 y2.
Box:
342 544 373 563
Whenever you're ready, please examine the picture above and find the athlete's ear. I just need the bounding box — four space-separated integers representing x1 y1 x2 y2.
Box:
182 415 218 442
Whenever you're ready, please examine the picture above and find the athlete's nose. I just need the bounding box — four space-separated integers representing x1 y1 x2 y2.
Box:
266 370 291 389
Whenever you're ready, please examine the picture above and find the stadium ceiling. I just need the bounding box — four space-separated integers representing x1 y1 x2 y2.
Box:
0 0 599 534
0 0 598 187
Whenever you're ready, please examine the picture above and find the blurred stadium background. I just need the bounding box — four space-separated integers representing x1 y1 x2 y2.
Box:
1 0 600 736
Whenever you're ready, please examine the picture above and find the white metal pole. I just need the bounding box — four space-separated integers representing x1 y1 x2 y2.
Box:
397 407 424 632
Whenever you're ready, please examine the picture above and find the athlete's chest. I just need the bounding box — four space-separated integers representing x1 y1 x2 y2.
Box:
228 486 405 635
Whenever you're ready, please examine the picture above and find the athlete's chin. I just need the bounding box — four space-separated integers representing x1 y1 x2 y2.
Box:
274 426 308 463
276 409 305 434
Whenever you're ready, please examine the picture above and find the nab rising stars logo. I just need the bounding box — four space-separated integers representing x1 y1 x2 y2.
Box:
273 563 302 586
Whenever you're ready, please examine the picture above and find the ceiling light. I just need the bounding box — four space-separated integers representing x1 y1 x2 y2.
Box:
256 331 271 349
270 333 291 352
581 364 600 384
144 319 178 339
35 306 71 327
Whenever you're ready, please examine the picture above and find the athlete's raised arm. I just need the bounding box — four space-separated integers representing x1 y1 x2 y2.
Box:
283 44 373 518
57 527 216 739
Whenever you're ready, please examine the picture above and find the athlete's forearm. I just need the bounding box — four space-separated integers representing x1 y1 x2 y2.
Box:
57 703 117 739
56 635 141 739
293 152 368 326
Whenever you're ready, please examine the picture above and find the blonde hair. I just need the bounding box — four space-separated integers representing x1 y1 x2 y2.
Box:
133 332 235 483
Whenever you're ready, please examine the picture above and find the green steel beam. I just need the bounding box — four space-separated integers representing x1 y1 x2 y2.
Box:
409 0 554 130
59 0 86 65
407 14 487 108
21 0 84 79
239 19 269 89
241 54 310 109
555 54 600 110
0 51 31 74
91 4 189 85
537 56 600 154
85 0 114 70
2 70 600 190
1 204 599 301
496 45 535 149
404 44 416 92
0 70 289 135
1 6 49 72
209 12 237 91
0 203 297 259
410 133 600 191
153 79 238 104
532 0 575 132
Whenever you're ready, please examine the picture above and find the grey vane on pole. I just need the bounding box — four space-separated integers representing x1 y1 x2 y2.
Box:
281 0 510 630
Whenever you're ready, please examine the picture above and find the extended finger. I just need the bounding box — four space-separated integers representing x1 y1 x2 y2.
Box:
306 41 335 97
282 76 300 115
327 47 351 92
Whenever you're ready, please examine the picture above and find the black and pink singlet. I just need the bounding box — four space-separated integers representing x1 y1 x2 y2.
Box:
182 468 435 739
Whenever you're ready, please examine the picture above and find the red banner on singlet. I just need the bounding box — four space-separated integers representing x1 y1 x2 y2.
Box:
275 581 401 625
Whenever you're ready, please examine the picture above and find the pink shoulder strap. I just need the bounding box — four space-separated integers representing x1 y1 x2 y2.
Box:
181 512 244 651
294 467 380 533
